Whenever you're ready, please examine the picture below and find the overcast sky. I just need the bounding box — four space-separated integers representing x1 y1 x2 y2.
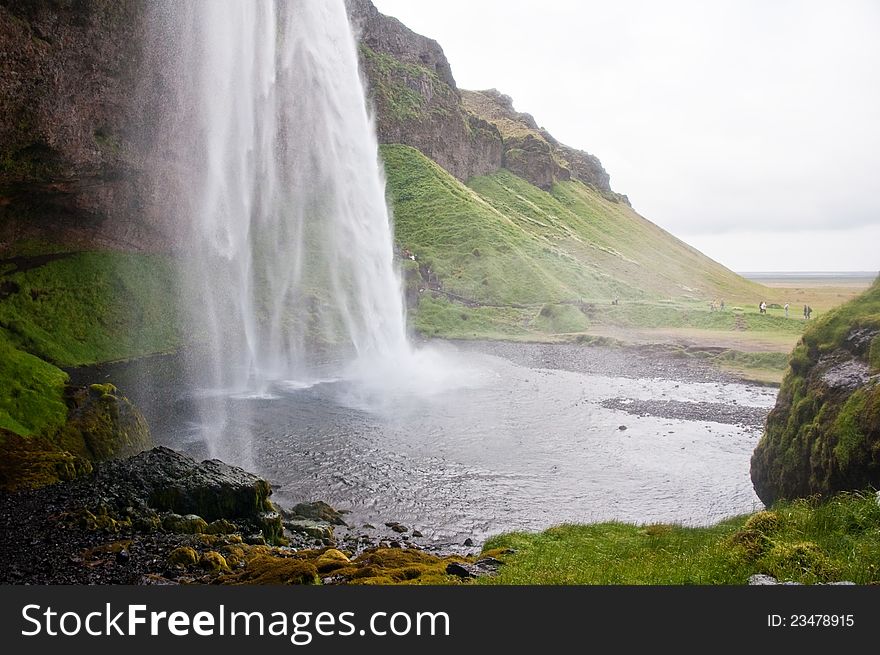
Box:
370 0 879 272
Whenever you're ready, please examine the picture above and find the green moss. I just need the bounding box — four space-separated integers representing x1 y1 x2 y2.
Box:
0 331 68 436
0 428 92 492
869 333 880 372
833 390 869 469
0 251 180 366
199 551 231 572
168 547 199 568
229 554 320 585
751 278 880 504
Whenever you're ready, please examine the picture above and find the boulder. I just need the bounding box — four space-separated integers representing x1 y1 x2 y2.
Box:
751 278 880 504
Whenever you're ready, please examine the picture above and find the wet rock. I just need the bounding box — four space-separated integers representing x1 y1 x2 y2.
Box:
83 447 276 525
618 425 627 431
748 574 779 585
283 519 334 541
446 562 476 578
291 501 348 526
385 521 408 533
115 549 130 565
411 529 423 538
820 358 871 392
463 538 474 547
474 557 503 571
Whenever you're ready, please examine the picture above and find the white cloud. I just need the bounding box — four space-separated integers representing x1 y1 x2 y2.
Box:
370 0 880 271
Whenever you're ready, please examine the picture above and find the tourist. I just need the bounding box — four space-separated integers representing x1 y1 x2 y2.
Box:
759 301 767 315
784 302 789 318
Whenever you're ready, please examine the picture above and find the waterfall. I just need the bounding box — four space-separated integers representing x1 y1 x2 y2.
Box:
156 0 411 463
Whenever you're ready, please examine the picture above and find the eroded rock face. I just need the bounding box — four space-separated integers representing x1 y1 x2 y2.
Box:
462 89 626 200
2 0 624 251
751 279 880 505
346 0 503 182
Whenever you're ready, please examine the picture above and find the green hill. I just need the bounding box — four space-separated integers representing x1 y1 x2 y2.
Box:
382 144 767 338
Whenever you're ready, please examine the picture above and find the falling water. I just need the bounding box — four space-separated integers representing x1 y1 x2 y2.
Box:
157 1 412 463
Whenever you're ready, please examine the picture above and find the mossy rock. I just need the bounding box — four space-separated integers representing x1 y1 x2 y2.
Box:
0 428 92 492
66 506 132 533
751 278 880 504
206 518 238 535
168 547 199 568
743 511 781 535
228 554 320 585
58 384 152 462
315 548 350 573
758 541 840 583
163 513 209 534
199 551 230 572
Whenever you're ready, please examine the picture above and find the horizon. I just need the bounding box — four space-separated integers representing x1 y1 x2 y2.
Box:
370 0 880 274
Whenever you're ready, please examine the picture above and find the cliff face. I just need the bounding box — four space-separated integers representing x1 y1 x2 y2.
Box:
345 0 503 182
1 0 626 254
751 278 880 505
346 0 625 200
0 0 174 251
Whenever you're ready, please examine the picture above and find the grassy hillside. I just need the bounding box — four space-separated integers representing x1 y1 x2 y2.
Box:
382 144 790 345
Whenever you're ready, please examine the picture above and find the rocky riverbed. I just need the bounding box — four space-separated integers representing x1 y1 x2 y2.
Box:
0 447 492 585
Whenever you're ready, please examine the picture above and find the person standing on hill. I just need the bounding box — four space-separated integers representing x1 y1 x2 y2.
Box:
804 304 809 319
807 305 813 320
760 301 767 314
784 302 790 318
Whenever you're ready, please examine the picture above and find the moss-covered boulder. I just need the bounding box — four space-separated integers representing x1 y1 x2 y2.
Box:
0 380 151 492
58 383 152 461
751 277 880 504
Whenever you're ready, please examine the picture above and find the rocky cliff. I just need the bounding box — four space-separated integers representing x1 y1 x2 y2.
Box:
751 278 880 505
1 0 627 254
345 0 502 182
346 0 625 200
0 0 175 251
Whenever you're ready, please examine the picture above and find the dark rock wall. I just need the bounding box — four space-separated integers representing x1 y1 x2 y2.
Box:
0 0 172 251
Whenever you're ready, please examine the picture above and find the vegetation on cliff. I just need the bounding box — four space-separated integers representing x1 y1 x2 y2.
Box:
751 277 880 505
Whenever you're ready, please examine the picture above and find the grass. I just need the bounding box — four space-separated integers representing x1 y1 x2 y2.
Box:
381 143 830 354
0 330 68 436
0 251 181 366
480 492 880 584
0 248 181 441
